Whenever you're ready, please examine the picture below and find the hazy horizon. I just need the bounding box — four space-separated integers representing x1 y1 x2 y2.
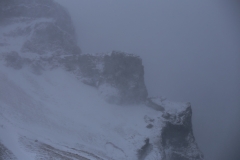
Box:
55 1 240 159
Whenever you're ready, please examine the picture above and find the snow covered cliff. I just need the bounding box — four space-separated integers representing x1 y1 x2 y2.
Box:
0 0 203 159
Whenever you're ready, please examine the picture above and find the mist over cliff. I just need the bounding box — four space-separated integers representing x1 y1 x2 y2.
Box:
0 0 205 160
55 1 240 160
1 0 239 159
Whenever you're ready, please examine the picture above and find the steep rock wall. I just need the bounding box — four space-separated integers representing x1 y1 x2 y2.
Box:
64 51 148 104
147 97 204 160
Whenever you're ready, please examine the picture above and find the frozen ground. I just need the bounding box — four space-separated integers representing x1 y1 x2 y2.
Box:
0 62 164 160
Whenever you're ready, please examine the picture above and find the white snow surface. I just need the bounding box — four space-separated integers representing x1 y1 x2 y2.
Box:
0 63 164 160
151 97 190 115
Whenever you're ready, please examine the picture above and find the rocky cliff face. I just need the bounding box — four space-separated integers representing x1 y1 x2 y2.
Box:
0 0 203 159
66 52 148 104
0 0 80 68
148 98 204 160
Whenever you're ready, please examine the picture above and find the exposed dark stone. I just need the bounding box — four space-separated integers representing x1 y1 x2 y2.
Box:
4 51 23 69
160 105 204 160
62 51 148 104
144 115 155 123
101 51 148 104
146 124 153 129
137 138 153 160
162 122 190 148
0 142 17 160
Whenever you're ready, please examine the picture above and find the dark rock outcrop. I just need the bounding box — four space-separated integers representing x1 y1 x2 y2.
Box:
137 138 153 160
148 98 204 160
0 142 17 160
102 52 147 104
62 51 148 104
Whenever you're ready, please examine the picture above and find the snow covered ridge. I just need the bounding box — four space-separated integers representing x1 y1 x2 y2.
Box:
0 0 203 159
0 65 203 160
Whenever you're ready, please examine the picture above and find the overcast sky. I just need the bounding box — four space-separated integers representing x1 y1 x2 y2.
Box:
56 0 240 159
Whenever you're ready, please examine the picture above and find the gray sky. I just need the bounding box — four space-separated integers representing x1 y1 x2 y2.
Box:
56 0 240 159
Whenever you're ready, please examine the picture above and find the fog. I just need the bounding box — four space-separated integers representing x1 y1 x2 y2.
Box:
55 0 240 159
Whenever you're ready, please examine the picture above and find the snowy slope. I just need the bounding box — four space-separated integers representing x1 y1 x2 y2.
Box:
0 62 164 160
0 1 203 159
